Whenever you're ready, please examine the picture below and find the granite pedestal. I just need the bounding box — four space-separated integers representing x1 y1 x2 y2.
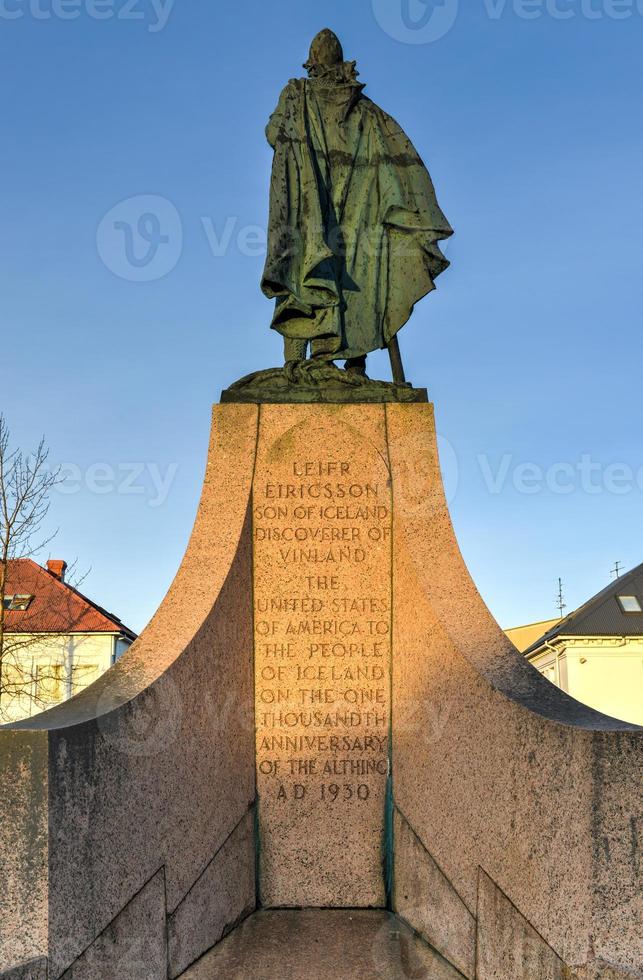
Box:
1 403 641 979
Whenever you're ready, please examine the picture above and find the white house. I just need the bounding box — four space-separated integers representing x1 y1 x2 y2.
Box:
514 565 643 727
1 558 136 723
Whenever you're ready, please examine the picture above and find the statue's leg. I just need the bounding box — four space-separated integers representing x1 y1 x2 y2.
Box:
284 337 308 364
344 355 367 377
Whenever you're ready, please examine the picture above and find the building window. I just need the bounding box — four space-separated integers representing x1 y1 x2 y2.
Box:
541 664 557 684
2 594 34 611
34 663 64 703
617 595 642 613
71 664 99 694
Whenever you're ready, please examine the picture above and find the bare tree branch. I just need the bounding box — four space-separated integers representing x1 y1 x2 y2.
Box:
0 414 68 722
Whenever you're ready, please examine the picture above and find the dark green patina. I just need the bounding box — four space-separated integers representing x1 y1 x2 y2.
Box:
223 29 452 403
221 361 427 404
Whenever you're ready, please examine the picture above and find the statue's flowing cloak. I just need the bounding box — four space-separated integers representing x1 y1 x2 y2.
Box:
261 71 453 359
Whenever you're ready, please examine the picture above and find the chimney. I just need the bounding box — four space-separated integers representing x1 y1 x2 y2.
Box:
47 559 67 582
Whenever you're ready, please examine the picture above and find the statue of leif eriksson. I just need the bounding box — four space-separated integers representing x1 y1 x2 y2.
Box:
261 29 452 386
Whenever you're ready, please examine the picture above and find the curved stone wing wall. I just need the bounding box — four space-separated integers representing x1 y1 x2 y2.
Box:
0 402 640 979
387 403 641 977
0 405 260 978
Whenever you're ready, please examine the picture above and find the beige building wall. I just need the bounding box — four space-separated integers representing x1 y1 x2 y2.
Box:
0 632 131 723
527 637 643 727
505 619 560 653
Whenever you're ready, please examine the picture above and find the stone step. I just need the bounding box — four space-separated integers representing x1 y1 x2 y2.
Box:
178 909 464 980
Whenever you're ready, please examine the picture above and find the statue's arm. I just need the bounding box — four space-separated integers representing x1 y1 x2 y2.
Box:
266 80 297 148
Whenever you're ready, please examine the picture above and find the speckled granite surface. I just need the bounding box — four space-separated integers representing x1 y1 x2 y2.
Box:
179 910 462 980
1 403 640 979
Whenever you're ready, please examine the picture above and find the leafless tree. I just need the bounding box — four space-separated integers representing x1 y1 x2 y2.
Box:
0 414 64 722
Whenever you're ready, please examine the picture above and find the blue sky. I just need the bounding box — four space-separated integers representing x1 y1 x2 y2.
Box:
1 0 642 633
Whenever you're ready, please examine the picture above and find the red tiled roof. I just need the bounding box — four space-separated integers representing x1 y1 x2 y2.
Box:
3 559 137 639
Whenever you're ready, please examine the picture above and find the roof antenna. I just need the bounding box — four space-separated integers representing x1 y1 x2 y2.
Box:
556 577 566 618
610 561 623 580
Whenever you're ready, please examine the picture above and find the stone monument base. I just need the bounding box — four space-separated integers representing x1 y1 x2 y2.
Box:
179 910 463 980
0 402 640 980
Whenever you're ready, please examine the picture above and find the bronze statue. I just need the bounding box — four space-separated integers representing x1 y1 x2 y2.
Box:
261 29 453 384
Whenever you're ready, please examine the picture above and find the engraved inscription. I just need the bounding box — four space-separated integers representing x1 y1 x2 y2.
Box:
254 435 392 907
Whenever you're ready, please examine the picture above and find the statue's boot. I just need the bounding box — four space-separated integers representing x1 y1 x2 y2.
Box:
344 355 367 378
284 338 308 381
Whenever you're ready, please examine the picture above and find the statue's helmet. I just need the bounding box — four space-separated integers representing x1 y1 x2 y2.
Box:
304 29 344 71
